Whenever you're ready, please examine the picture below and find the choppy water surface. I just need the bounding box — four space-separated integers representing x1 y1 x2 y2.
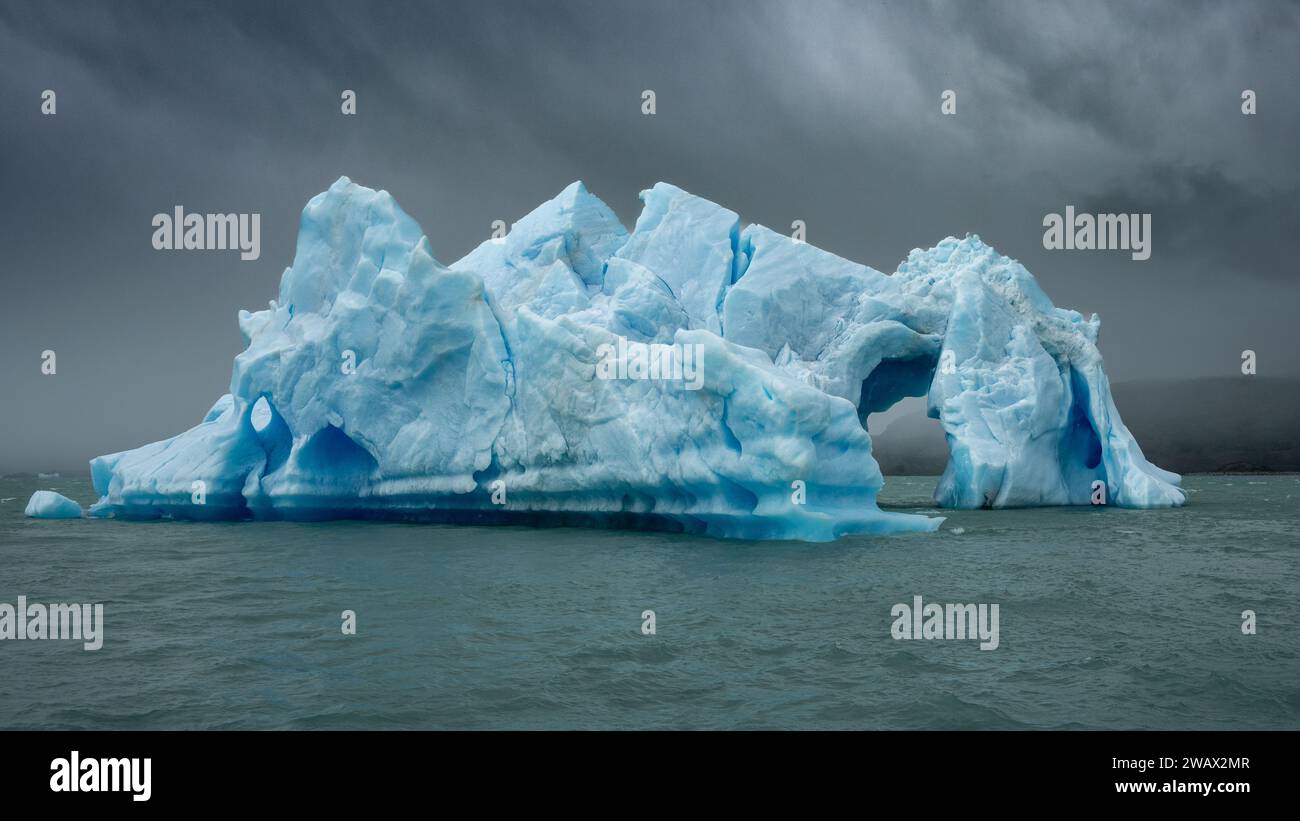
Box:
1 474 1296 729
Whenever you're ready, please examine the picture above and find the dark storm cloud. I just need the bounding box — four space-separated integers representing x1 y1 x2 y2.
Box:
1080 163 1300 280
0 0 1296 472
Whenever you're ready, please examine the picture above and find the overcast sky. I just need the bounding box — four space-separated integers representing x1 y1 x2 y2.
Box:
1 0 1296 472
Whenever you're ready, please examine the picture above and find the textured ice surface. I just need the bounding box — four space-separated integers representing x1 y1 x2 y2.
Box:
86 178 1182 540
25 491 83 519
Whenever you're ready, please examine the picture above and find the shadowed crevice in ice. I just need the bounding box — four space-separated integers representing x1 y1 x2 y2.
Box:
86 177 1181 540
858 355 938 428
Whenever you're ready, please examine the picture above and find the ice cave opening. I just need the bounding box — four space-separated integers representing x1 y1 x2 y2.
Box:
857 355 950 498
859 355 1114 509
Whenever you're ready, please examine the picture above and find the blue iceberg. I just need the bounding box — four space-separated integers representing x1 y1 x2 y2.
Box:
25 490 84 519
86 178 1183 540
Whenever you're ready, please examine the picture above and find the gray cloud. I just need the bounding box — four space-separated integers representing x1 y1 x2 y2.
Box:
0 0 1296 472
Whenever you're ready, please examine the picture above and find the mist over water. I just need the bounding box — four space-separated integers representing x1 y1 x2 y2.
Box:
1 475 1296 729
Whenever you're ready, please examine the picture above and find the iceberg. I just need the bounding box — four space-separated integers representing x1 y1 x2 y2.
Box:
85 177 1183 540
25 491 84 519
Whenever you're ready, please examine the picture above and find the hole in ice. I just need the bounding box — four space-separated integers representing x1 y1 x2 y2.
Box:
251 396 273 432
867 396 947 478
857 355 948 486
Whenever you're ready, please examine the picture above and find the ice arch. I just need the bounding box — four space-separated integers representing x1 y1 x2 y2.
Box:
725 217 1182 511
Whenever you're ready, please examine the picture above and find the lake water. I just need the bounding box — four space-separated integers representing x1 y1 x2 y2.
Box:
1 474 1296 729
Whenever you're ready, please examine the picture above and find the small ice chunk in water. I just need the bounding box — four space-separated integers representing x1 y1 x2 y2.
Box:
25 490 84 519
